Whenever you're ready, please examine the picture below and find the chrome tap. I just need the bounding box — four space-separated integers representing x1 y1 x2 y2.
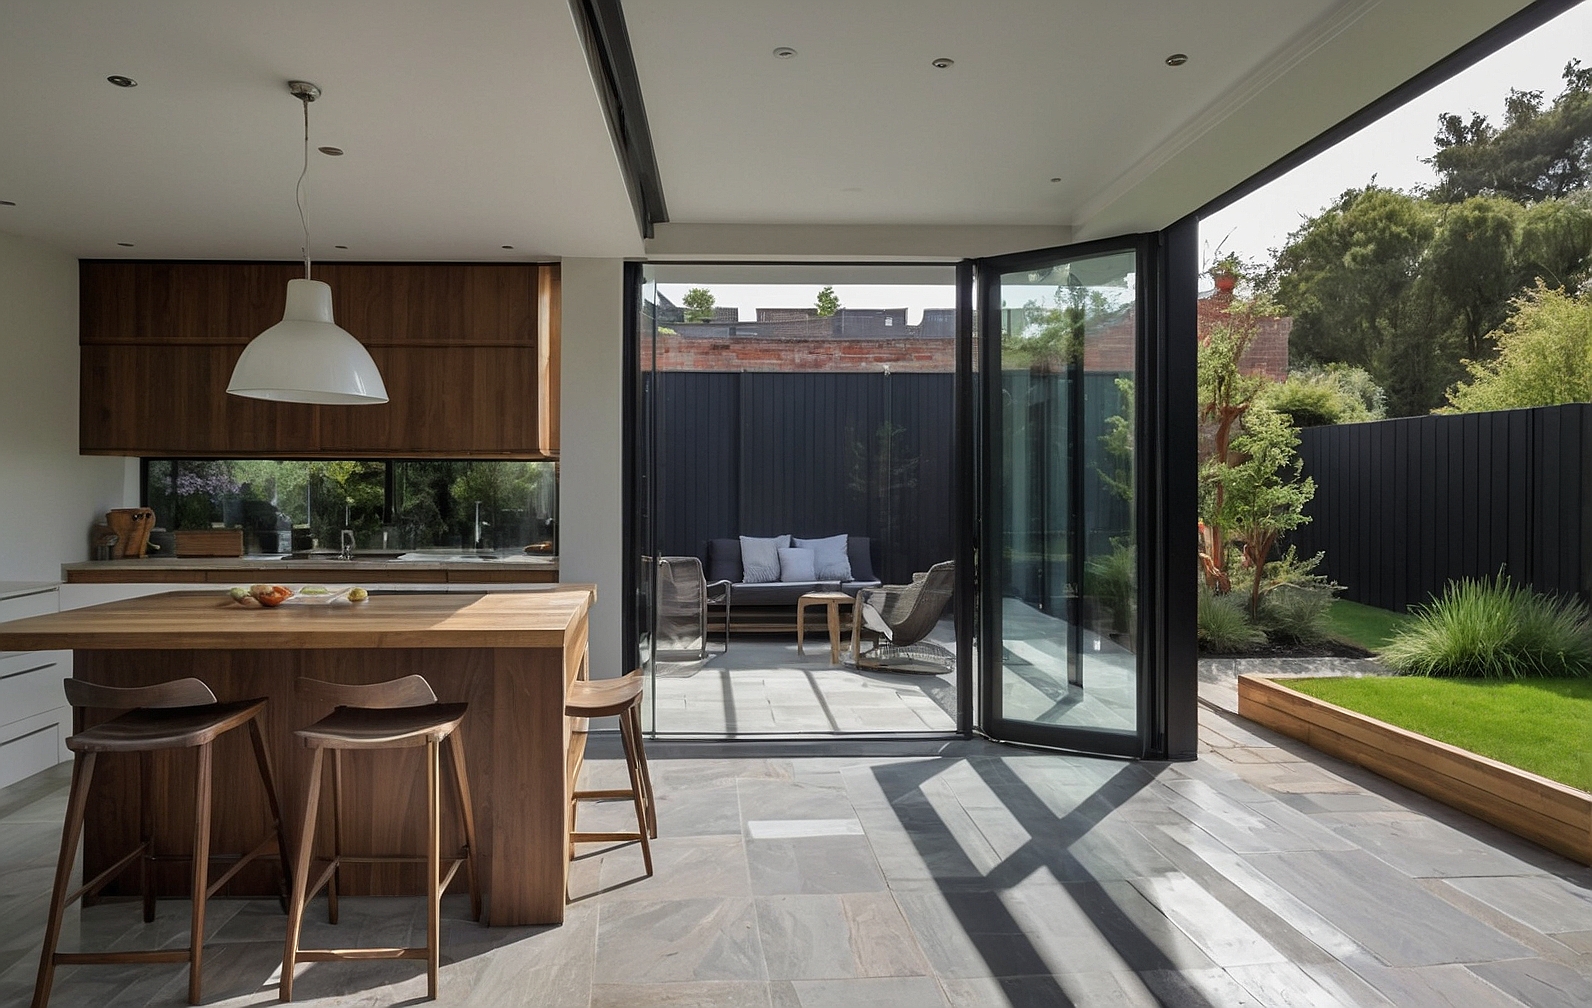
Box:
339 528 356 561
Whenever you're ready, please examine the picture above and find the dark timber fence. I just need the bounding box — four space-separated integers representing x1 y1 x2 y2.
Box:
1292 404 1592 611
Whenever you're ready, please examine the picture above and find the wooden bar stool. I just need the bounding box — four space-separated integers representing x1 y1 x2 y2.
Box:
567 670 657 876
280 676 479 1003
32 678 290 1008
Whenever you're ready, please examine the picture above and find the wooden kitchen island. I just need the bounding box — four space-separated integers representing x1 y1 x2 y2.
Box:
0 588 593 926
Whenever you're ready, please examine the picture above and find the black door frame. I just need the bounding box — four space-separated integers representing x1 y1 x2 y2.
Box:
971 224 1197 759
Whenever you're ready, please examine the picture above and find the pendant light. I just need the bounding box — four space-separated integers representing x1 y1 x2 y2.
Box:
227 81 387 405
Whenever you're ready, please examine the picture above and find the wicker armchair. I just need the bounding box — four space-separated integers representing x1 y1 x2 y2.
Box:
850 560 954 671
656 556 731 659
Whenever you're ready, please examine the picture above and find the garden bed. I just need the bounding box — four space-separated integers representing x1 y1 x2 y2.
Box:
1238 673 1592 865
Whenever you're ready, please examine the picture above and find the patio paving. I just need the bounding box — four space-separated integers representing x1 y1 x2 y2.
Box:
3 679 1591 1006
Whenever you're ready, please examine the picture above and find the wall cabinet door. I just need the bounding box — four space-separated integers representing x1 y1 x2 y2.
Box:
79 261 556 458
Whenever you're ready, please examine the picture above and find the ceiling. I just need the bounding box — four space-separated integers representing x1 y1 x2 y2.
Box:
0 1 642 260
0 0 1546 261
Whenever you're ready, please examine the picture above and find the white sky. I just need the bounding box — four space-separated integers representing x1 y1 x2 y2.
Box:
1200 2 1592 270
661 3 1592 316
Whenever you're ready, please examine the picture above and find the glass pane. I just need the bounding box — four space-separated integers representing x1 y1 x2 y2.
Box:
997 249 1137 736
637 265 660 730
142 459 556 557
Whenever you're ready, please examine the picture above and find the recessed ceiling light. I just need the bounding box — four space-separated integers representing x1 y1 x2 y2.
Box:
107 75 137 88
116 242 135 247
773 47 797 59
932 58 954 69
0 200 14 206
318 146 344 156
1165 53 1189 67
501 245 515 250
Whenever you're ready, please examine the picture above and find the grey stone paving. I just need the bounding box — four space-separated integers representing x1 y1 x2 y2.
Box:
3 688 1591 1006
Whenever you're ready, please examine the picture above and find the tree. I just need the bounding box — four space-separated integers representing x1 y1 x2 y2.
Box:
1424 196 1520 358
1515 196 1592 293
1429 60 1592 204
1000 282 1114 370
681 287 716 323
815 286 841 317
1204 406 1316 618
1444 283 1592 412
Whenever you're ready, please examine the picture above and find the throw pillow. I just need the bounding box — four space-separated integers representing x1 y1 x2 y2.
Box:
738 534 790 583
777 547 817 583
793 534 852 581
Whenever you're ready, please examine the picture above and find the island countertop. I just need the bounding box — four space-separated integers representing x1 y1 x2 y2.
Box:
61 556 559 585
0 587 594 651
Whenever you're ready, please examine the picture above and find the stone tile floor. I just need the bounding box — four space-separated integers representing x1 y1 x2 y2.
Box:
4 682 1592 1006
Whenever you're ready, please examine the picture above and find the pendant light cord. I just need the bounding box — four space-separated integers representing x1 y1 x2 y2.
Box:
296 94 311 279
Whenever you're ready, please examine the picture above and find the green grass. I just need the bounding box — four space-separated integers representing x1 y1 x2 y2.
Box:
1284 676 1592 792
1324 599 1410 651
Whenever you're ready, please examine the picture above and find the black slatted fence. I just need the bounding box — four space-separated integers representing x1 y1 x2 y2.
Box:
1292 404 1592 611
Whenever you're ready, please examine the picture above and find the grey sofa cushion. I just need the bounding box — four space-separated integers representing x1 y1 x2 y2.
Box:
739 534 790 583
794 534 851 580
778 547 817 582
846 537 876 583
706 538 742 584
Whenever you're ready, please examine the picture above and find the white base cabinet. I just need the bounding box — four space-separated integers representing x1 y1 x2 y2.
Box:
0 586 71 789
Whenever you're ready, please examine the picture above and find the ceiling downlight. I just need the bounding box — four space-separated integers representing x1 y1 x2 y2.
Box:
106 75 137 88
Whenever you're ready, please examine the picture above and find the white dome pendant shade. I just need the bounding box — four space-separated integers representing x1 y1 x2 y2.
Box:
227 279 387 404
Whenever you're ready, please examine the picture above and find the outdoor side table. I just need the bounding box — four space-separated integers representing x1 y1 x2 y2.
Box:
796 591 854 664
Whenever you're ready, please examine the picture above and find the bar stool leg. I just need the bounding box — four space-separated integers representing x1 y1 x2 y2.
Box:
327 750 343 925
188 741 214 1005
139 750 156 923
246 718 292 914
31 751 96 1008
617 709 653 876
425 740 442 1001
446 731 482 921
281 748 324 1003
627 706 658 839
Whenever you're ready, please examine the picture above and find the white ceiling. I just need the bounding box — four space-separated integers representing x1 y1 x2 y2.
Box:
628 0 1543 245
0 0 1545 261
0 0 642 260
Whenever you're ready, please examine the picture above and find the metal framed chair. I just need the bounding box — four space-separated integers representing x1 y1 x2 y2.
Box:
657 556 731 658
850 560 956 671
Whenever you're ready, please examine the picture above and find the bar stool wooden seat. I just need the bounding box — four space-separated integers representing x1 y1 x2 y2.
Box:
280 675 479 1003
567 670 657 876
32 678 290 1008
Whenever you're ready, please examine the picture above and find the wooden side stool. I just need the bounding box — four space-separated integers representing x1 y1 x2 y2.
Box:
280 675 479 1003
567 670 657 877
32 678 290 1008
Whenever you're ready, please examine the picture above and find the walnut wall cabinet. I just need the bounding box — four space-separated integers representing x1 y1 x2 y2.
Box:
79 261 560 458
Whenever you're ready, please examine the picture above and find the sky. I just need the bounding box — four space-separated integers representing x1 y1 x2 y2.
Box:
1199 2 1592 271
662 2 1592 318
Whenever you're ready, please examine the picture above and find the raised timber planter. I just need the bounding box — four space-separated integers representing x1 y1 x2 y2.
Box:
1238 673 1592 866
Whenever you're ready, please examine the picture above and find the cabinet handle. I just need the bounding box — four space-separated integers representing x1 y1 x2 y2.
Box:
0 722 57 749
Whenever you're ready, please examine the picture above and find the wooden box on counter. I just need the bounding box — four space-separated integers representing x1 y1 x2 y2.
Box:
173 529 244 557
79 261 560 459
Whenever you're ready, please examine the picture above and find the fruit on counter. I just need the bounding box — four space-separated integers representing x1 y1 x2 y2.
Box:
249 584 294 607
299 585 330 595
228 586 249 602
347 586 369 602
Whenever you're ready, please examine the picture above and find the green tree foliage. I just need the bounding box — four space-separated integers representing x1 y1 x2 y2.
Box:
1444 284 1592 411
1429 60 1592 204
681 287 717 323
1203 406 1316 618
1260 366 1386 427
1515 196 1592 293
814 285 841 317
1000 284 1113 370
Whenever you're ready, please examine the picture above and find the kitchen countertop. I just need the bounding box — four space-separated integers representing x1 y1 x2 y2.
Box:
0 586 593 650
61 556 559 585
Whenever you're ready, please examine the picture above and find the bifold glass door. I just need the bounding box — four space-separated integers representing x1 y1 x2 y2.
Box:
976 239 1148 756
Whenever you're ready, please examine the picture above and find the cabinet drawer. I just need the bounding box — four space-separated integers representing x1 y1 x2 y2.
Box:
0 707 69 790
0 651 70 728
0 588 59 626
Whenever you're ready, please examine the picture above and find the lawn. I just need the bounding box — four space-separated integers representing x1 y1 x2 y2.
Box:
1285 676 1592 792
1324 599 1409 652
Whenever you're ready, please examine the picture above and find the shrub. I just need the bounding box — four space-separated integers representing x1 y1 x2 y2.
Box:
1260 367 1387 427
1444 283 1592 412
1084 542 1135 633
1198 587 1265 653
1257 583 1337 644
1381 574 1592 678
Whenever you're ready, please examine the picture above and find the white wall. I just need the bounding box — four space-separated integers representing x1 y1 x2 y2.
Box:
558 258 625 679
0 231 133 582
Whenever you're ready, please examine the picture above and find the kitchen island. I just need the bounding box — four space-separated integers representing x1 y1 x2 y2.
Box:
0 588 592 926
